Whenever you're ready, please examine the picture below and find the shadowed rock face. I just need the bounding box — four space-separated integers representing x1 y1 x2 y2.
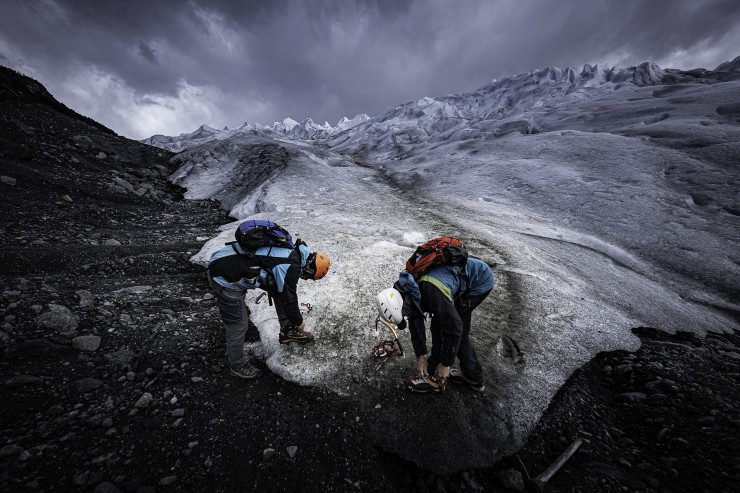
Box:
0 66 116 136
170 140 293 216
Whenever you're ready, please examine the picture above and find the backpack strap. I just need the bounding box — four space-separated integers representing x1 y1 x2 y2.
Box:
457 266 470 298
230 241 256 258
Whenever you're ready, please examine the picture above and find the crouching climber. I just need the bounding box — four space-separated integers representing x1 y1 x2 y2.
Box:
207 220 330 380
393 238 495 393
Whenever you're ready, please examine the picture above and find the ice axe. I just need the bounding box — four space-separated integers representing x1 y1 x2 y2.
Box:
373 288 406 359
515 438 582 493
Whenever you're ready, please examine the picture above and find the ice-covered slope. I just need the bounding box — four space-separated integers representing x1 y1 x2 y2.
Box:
326 61 740 158
168 58 740 471
145 60 733 155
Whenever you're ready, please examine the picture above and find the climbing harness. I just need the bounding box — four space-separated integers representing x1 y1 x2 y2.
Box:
372 315 404 358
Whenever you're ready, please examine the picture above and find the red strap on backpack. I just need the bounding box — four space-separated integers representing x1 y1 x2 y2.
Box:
405 237 466 280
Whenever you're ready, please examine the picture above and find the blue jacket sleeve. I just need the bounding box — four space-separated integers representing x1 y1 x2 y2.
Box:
395 272 427 357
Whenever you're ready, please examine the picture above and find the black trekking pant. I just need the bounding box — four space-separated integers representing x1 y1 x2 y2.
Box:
264 287 290 331
452 290 491 383
412 282 486 383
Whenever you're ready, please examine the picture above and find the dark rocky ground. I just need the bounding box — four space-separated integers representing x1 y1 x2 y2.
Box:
1 67 738 492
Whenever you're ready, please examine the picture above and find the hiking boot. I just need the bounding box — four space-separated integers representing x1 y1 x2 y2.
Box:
449 369 485 392
278 329 314 344
229 362 262 380
407 374 446 393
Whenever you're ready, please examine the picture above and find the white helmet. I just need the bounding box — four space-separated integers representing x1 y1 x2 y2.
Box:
376 288 404 325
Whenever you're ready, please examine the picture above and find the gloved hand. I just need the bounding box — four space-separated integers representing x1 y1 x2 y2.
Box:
396 318 407 330
435 363 450 380
416 355 428 377
456 295 471 311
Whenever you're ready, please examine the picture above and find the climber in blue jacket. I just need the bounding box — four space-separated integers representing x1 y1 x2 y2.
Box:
207 241 330 380
397 257 494 393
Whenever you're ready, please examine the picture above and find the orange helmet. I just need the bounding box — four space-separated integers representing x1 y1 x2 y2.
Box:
308 252 330 280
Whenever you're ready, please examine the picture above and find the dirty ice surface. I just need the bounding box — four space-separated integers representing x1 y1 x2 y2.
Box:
173 61 740 471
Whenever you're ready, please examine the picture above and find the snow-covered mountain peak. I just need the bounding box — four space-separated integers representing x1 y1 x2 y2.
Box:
142 112 372 151
336 113 370 130
475 61 663 96
274 117 299 132
142 58 736 155
187 124 219 137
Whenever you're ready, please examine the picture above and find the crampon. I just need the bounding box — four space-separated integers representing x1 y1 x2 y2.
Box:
372 315 404 359
373 339 401 358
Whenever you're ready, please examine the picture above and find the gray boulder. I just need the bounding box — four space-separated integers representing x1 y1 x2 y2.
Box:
105 348 134 367
76 290 94 307
36 304 78 335
134 393 153 408
112 176 133 192
496 468 524 491
617 392 647 403
94 481 120 493
75 378 103 393
112 285 152 296
72 335 101 352
72 135 95 148
158 476 177 486
0 444 23 459
2 375 43 388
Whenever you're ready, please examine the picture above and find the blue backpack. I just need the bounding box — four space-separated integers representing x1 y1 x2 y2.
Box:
234 219 294 257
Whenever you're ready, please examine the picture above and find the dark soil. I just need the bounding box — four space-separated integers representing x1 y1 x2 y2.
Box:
1 66 738 493
481 328 740 493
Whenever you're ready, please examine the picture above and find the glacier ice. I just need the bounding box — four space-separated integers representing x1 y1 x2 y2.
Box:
164 59 740 470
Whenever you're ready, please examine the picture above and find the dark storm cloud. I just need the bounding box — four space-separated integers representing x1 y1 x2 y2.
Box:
137 42 157 65
1 0 739 139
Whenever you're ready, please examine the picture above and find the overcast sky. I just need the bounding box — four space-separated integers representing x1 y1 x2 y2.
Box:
2 0 739 140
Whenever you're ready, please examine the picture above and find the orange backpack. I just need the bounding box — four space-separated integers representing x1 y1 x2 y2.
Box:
405 237 469 280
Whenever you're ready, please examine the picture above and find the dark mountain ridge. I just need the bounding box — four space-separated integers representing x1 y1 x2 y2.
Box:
0 66 116 136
